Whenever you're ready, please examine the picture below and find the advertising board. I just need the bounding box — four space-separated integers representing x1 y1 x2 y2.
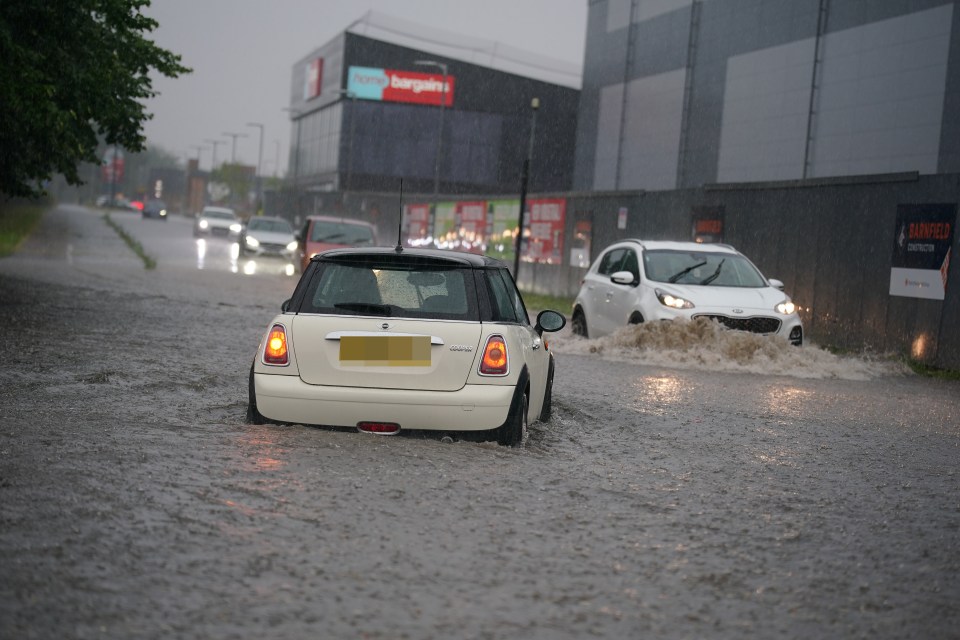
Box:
347 66 455 106
889 203 956 300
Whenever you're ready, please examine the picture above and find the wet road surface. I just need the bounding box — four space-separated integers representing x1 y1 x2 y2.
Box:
1 205 958 639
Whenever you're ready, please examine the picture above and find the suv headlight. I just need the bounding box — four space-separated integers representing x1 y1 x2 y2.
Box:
230 223 242 233
245 236 260 247
656 288 694 309
286 240 298 251
199 219 209 229
775 299 796 315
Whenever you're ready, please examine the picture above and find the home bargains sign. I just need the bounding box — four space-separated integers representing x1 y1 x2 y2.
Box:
347 66 454 106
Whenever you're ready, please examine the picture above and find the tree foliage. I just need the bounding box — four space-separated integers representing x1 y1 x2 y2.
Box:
0 0 190 197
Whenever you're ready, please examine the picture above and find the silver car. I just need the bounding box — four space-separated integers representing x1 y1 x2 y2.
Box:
194 206 241 238
241 216 298 258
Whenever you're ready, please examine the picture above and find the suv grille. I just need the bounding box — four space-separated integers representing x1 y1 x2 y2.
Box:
694 314 781 335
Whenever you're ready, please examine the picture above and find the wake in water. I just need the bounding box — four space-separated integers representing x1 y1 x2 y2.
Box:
550 317 909 380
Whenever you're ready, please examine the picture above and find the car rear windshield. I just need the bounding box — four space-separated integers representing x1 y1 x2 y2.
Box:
643 249 767 287
248 218 292 233
301 257 478 321
310 221 374 245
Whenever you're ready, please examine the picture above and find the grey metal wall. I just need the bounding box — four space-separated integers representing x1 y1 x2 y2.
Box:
519 172 960 370
575 0 960 191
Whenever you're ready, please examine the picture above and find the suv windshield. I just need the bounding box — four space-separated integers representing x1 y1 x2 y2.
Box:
248 218 292 233
310 221 374 245
302 259 477 320
643 250 767 287
203 210 236 220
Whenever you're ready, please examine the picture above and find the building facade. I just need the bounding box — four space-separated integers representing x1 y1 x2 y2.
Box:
286 16 580 198
574 0 960 191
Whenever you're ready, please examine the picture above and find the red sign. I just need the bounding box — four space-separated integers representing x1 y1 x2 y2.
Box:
304 58 323 100
404 204 431 246
455 201 486 253
101 147 124 184
525 198 565 264
382 70 454 107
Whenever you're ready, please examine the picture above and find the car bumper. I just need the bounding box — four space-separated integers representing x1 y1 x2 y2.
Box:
254 373 515 431
243 245 297 259
647 306 803 344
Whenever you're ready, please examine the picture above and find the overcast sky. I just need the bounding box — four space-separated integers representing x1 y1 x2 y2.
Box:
142 0 588 176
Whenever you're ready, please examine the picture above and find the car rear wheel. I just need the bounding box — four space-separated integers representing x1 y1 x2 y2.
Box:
495 390 527 447
572 308 588 337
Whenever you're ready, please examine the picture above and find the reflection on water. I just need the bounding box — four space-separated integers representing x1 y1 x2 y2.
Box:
195 238 296 276
633 375 686 415
195 238 206 269
763 387 813 419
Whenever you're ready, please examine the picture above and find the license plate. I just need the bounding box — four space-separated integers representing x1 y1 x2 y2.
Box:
339 336 431 366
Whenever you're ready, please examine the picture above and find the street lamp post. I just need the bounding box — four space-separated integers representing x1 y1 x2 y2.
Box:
282 108 303 220
513 97 540 280
414 59 448 198
246 122 265 213
221 131 248 164
203 138 224 171
336 90 358 194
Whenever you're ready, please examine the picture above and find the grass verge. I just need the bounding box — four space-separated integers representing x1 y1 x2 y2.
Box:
0 202 45 257
520 290 576 313
103 214 156 269
906 360 960 380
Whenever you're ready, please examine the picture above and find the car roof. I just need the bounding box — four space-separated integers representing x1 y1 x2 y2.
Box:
306 215 376 228
248 216 288 223
316 246 507 268
623 239 741 254
202 206 236 214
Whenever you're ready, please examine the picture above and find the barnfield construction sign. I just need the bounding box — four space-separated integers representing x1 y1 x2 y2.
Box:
889 203 956 300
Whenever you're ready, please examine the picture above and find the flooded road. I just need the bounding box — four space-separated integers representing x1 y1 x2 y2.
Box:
1 205 958 639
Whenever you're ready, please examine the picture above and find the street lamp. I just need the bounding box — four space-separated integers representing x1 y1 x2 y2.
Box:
204 138 225 171
513 97 540 280
246 122 265 212
221 131 248 164
414 59 448 198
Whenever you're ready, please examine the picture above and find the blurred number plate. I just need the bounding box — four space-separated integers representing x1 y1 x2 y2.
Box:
339 336 431 366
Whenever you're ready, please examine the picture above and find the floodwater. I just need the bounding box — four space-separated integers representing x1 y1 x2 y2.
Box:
1 205 958 639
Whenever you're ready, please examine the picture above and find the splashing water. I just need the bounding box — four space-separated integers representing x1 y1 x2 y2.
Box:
550 317 909 380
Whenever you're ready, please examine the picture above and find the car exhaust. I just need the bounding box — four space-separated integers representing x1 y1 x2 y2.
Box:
357 421 401 435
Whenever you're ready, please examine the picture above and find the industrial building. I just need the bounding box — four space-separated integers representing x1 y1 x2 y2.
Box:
574 0 960 191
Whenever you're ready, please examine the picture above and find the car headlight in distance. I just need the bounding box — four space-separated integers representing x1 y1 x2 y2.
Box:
230 223 242 233
656 288 694 309
245 235 260 247
775 300 797 315
286 240 298 252
159 209 167 216
199 219 209 229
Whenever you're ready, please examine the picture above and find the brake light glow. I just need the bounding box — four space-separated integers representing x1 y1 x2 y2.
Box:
263 324 289 365
479 334 508 376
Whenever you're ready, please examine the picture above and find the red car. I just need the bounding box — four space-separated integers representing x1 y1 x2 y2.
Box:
297 215 378 272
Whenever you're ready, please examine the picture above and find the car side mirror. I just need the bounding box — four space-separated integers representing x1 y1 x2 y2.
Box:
768 278 785 291
610 270 637 286
281 298 291 313
534 309 567 336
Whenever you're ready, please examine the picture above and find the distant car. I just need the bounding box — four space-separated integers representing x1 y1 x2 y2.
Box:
241 216 298 258
248 246 566 446
194 206 241 238
97 196 138 211
572 239 803 345
297 215 378 272
141 199 167 220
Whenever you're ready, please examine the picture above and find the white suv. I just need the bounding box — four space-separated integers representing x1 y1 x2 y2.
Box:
572 239 803 345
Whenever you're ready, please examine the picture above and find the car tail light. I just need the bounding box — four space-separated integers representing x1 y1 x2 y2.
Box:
479 334 508 376
357 421 401 435
263 324 288 365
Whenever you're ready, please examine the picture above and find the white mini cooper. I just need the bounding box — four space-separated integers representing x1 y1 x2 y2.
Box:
247 247 566 446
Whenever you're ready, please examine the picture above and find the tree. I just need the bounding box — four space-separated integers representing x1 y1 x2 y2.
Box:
0 1 190 197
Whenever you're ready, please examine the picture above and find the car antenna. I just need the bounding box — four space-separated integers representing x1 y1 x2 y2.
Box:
395 179 404 253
